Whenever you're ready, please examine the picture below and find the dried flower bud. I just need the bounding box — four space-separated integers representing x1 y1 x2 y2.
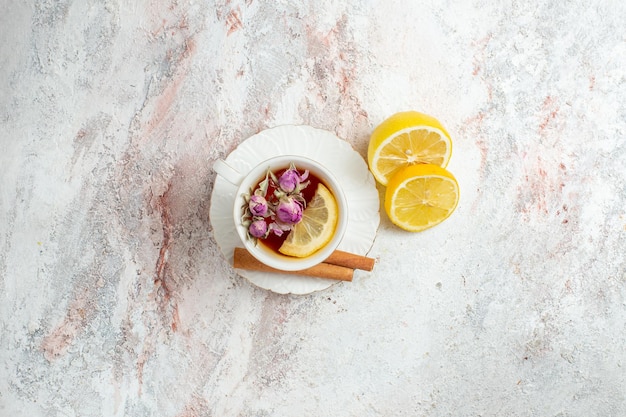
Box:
275 197 303 224
278 168 308 193
248 219 268 238
269 222 284 236
249 195 268 217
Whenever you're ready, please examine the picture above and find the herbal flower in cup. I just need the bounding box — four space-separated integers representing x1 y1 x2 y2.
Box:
241 162 310 242
213 154 347 271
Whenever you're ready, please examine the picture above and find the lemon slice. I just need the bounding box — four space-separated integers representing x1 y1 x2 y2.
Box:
385 164 459 232
279 183 338 258
368 111 452 186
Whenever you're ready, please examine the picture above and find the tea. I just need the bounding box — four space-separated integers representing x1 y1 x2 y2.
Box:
254 166 324 253
214 153 348 271
239 160 341 259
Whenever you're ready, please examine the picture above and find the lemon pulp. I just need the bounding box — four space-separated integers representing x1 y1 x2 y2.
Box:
279 183 339 258
368 111 452 186
384 164 459 232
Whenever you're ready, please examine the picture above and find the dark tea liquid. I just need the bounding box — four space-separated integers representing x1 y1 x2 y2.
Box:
255 167 324 254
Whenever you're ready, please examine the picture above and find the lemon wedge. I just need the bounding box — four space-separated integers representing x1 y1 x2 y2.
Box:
279 183 338 258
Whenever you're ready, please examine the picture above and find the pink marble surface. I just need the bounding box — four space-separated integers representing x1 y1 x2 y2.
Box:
1 0 625 416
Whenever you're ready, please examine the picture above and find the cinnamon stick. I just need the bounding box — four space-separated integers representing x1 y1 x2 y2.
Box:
233 247 353 281
324 249 376 271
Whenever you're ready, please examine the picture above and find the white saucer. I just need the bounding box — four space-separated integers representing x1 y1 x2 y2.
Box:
210 125 380 294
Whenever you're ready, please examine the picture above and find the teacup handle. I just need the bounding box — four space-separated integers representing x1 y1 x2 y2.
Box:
213 159 244 186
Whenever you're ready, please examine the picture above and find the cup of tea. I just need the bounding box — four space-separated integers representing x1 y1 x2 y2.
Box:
213 155 348 271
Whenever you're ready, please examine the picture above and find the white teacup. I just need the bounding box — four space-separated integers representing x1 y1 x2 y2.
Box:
213 155 348 271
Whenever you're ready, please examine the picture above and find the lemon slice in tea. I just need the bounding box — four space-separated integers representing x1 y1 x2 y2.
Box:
279 183 338 258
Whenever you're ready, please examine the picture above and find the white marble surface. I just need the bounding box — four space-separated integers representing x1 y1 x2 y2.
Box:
2 0 626 416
